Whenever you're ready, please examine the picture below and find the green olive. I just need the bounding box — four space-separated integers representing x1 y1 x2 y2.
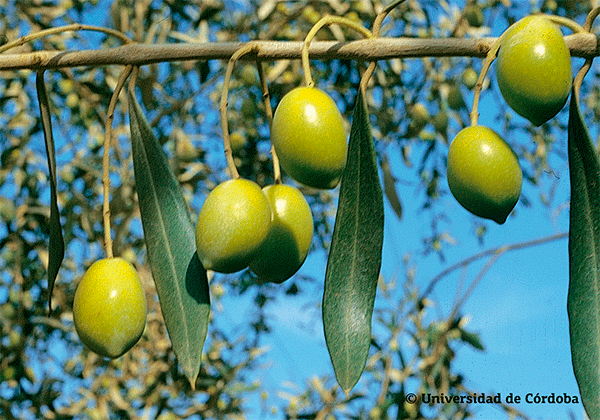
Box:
271 87 347 189
447 126 522 224
73 257 147 358
406 103 429 137
461 67 479 90
496 15 572 126
249 184 314 283
195 178 272 273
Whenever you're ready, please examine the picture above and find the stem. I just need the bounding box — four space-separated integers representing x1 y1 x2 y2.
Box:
584 7 600 32
102 65 134 259
360 1 407 102
255 59 281 184
574 58 593 103
302 15 373 87
546 15 586 34
220 43 260 179
470 35 504 126
0 23 132 54
372 0 407 37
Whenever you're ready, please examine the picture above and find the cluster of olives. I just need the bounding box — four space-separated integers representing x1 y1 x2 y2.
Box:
71 85 345 358
71 13 572 359
196 86 347 281
447 15 571 224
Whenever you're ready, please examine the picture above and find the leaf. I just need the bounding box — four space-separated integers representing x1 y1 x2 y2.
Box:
381 155 402 220
128 88 210 388
36 71 65 313
459 328 485 351
567 88 600 420
322 88 384 394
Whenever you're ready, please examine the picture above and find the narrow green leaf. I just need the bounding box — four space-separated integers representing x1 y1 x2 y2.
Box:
322 88 384 394
381 155 402 220
36 71 65 313
459 328 485 352
128 89 210 388
567 89 600 420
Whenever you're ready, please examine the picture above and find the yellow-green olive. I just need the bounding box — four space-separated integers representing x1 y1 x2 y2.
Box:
195 178 272 273
249 184 314 283
447 126 522 224
271 87 347 189
73 257 147 358
496 15 572 126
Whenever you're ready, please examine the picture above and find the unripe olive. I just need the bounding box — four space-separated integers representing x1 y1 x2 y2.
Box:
432 111 449 134
249 184 314 283
176 137 199 162
447 126 522 224
73 258 147 358
406 103 429 137
271 87 347 189
496 15 572 126
0 197 16 222
462 67 479 90
195 179 272 273
447 84 466 110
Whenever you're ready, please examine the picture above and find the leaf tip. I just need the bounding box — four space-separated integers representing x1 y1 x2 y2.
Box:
188 376 197 391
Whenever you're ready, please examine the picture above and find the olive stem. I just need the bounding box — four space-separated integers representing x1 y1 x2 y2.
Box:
373 0 407 37
219 43 260 179
0 23 132 55
255 59 281 184
102 65 134 259
302 15 373 87
469 34 504 126
361 1 407 95
546 15 586 34
584 7 600 32
574 58 593 102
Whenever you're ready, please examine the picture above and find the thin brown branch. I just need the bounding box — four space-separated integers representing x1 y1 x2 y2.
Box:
0 33 596 71
418 231 569 309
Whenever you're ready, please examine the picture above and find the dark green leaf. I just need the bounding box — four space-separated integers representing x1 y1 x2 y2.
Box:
322 88 384 394
459 328 485 351
36 71 65 313
567 89 600 420
128 88 210 388
381 155 402 220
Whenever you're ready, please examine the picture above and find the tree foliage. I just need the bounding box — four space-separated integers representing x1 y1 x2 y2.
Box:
0 0 595 419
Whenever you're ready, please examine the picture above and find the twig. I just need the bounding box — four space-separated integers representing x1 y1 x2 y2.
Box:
416 231 568 312
0 23 132 54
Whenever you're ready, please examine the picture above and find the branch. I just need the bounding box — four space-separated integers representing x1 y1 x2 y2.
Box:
0 33 596 70
419 231 568 306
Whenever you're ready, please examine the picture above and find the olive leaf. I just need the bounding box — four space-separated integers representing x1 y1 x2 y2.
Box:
322 88 384 394
381 155 402 220
36 71 65 312
567 88 600 420
128 88 210 389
